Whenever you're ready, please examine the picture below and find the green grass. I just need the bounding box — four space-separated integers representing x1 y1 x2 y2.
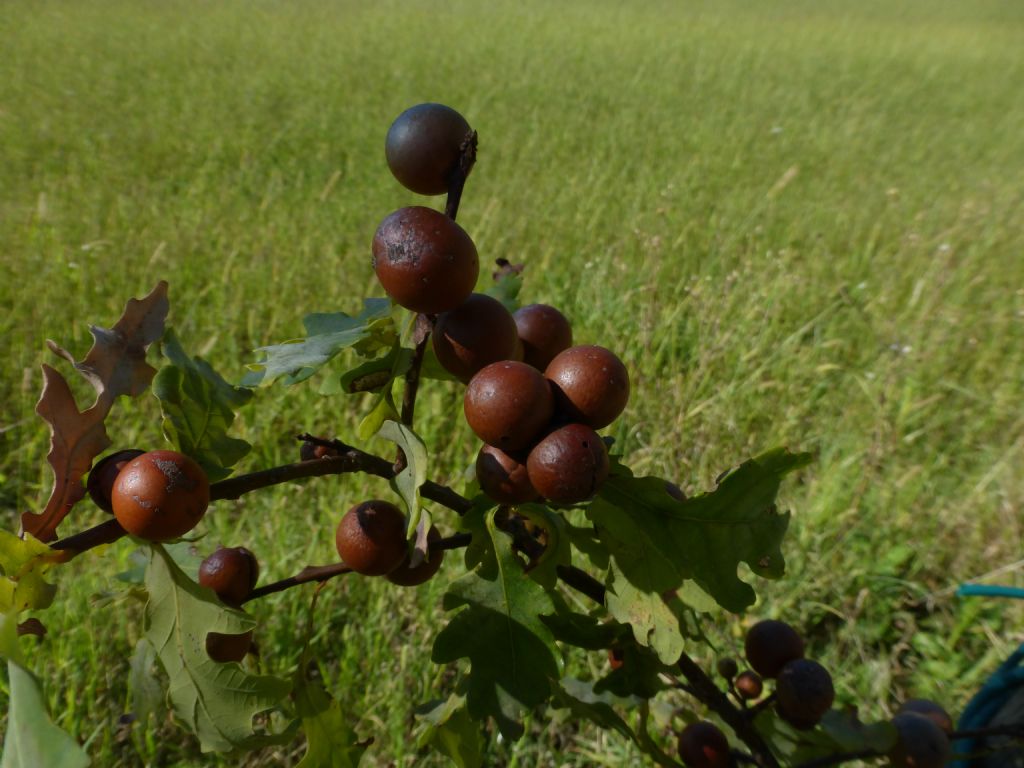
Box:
1 0 1023 764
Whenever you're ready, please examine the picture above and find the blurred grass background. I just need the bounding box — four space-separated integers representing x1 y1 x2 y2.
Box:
1 0 1022 764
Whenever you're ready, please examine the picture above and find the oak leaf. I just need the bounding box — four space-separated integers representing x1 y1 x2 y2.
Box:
47 280 169 406
26 282 169 540
22 366 111 541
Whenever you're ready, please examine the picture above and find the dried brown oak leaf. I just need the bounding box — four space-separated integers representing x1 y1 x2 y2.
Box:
23 365 112 541
25 281 169 541
47 280 169 406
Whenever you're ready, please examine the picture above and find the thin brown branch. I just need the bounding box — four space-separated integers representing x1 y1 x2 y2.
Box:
243 562 351 604
243 533 472 603
395 313 434 471
211 448 382 499
397 127 476 463
51 517 126 559
556 565 606 605
444 129 478 221
51 442 475 560
435 532 472 551
420 479 475 516
219 438 475 515
676 653 781 768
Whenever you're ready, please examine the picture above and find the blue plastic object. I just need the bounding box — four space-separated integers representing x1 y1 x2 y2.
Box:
957 585 1024 601
952 584 1024 766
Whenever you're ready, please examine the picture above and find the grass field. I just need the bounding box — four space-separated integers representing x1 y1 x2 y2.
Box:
1 0 1023 765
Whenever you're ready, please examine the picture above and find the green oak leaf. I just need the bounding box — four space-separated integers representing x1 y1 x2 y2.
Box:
541 598 624 651
483 271 522 312
0 658 90 768
565 522 609 570
242 299 394 387
304 306 397 358
676 580 720 613
605 559 686 665
588 448 812 613
356 387 399 442
117 541 204 587
593 642 670 700
820 709 896 754
153 329 252 482
0 532 59 615
0 612 88 768
0 612 19 660
512 504 571 590
129 638 166 727
753 707 839 764
636 701 682 768
432 510 561 740
324 344 414 396
551 679 638 745
419 341 459 383
294 671 368 768
416 693 483 768
144 544 291 752
376 420 427 540
458 499 498 575
553 678 679 768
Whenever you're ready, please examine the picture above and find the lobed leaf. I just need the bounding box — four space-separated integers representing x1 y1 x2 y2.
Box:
0 658 90 768
376 420 427 541
47 280 169 405
483 269 522 313
294 672 368 768
510 504 571 590
26 282 169 540
754 708 836 764
153 329 253 481
143 544 292 752
416 694 483 768
589 448 812 614
541 600 623 651
22 365 111 541
129 638 166 727
325 344 413 396
593 643 671 700
242 299 394 387
0 531 60 615
819 709 896 755
355 387 399 441
604 560 686 665
551 679 638 749
432 510 561 739
458 499 498 575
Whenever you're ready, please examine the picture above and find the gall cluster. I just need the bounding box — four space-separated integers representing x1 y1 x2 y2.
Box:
330 102 630 592
374 103 630 508
85 103 626 672
677 619 953 768
83 103 960 763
